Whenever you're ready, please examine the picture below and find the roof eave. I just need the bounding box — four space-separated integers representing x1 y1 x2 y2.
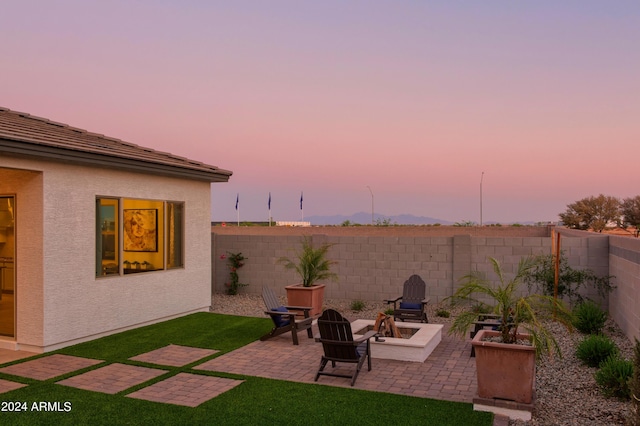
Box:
0 139 233 183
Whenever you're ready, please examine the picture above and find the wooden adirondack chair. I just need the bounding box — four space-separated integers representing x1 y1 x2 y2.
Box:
384 274 430 323
260 286 313 345
314 309 376 386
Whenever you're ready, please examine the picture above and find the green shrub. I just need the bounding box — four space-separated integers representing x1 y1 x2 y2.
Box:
576 334 619 368
384 308 395 316
436 309 450 318
573 301 607 334
595 355 633 399
350 300 365 312
471 303 492 315
629 338 640 425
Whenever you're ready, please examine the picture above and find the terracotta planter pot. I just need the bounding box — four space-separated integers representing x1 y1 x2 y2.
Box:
285 284 325 317
471 329 536 404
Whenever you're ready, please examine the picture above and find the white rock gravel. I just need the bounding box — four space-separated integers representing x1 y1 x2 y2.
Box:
210 293 636 425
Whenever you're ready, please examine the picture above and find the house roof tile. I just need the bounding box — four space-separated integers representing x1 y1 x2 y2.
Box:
0 107 232 182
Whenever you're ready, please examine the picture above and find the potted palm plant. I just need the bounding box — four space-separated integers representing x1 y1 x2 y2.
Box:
277 236 338 316
447 256 574 404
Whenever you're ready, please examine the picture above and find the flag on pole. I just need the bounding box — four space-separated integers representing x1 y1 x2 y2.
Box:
235 193 240 226
300 192 303 210
268 192 271 210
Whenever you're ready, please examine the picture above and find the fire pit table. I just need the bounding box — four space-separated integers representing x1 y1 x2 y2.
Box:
350 319 443 362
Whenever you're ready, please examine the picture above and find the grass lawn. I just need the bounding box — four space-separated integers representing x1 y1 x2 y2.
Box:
0 313 493 425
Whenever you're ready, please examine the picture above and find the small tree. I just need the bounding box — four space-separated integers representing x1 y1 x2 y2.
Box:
524 251 615 307
277 237 338 287
447 257 574 359
559 194 620 232
620 196 640 238
222 252 247 295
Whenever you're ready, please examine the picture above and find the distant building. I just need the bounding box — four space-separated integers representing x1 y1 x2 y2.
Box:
276 221 311 227
0 107 232 352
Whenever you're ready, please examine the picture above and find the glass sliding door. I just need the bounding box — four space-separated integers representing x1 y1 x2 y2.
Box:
0 196 15 338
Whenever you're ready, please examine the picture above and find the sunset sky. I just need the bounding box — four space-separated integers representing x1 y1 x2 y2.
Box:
3 1 639 224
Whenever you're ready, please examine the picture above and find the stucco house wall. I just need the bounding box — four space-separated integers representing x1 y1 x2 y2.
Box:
1 156 214 352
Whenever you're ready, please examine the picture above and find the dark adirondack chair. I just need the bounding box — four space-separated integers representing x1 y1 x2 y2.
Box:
385 274 430 323
260 286 313 345
314 309 376 386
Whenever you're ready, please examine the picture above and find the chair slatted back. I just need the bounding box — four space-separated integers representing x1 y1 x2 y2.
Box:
317 309 358 361
402 275 426 303
262 287 281 311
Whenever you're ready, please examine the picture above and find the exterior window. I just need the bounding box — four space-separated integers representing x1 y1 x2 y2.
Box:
96 198 119 276
96 198 185 276
122 199 164 274
167 202 184 269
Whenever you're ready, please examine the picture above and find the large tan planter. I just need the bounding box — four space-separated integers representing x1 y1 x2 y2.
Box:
285 284 325 317
471 329 536 404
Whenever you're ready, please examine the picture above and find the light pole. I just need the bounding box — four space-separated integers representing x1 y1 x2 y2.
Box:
366 186 374 225
480 172 484 227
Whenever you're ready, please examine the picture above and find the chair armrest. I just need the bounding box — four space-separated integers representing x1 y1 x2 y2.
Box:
283 305 312 312
265 310 295 318
421 298 431 305
283 305 312 318
384 296 402 305
353 330 377 343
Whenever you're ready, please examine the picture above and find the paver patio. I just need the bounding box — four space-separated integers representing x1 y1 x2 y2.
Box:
195 322 477 403
0 354 103 380
57 363 167 394
127 373 243 407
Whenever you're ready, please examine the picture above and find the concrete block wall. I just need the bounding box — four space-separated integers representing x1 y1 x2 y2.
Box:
609 236 640 342
212 232 551 305
556 230 611 307
213 233 455 303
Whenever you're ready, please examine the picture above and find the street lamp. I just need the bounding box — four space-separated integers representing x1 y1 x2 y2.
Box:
480 172 484 227
366 186 374 225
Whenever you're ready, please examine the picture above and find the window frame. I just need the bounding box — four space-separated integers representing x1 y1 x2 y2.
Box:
96 197 185 278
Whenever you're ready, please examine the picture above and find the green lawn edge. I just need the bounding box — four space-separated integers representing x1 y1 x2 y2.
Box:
0 312 492 426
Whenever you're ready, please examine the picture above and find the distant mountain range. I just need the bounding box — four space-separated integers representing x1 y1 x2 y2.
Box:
306 212 454 226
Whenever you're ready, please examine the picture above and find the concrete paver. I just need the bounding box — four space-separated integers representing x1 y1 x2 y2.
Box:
0 354 103 381
127 373 243 407
0 378 27 394
129 344 218 367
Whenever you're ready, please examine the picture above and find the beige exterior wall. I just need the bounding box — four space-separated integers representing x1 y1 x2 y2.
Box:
1 157 213 352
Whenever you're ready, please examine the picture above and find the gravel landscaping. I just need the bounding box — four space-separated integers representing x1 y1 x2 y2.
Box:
211 293 636 425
